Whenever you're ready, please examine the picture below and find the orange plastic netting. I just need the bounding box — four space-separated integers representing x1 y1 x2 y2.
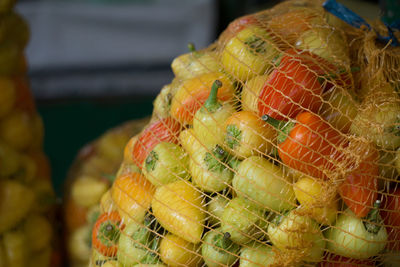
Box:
89 0 400 266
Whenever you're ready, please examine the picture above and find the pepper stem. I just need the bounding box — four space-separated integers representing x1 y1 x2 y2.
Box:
261 115 295 144
214 231 233 251
203 80 222 113
363 200 382 234
188 43 196 52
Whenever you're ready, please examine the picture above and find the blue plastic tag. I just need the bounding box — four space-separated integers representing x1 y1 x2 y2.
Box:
323 0 399 47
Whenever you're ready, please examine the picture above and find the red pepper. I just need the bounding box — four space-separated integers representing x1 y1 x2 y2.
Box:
338 141 379 218
264 112 344 179
257 51 324 121
381 188 400 251
132 117 181 168
319 254 375 267
92 211 124 257
264 112 378 217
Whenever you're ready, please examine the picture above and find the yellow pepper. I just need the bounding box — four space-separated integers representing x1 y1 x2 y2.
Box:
0 76 16 118
0 180 34 234
293 176 338 225
160 233 203 267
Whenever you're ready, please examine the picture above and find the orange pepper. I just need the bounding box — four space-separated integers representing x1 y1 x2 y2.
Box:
111 172 155 223
170 72 235 124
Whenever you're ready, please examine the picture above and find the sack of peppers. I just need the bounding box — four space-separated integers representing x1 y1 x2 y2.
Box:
63 118 150 267
0 1 59 266
89 0 400 266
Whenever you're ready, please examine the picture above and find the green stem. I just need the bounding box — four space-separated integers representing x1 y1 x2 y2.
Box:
214 232 234 251
363 200 382 234
188 43 196 52
98 221 120 248
228 157 241 172
203 80 222 113
261 115 295 144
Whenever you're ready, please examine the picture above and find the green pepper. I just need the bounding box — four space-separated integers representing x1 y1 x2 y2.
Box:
221 197 268 245
117 216 161 266
207 194 229 227
193 80 236 149
326 200 388 259
2 229 27 267
142 141 190 187
240 243 277 267
202 228 240 267
190 145 234 192
267 209 325 262
232 156 296 212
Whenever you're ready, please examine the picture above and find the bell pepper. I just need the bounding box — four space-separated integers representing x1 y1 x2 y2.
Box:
71 175 109 208
152 79 180 119
190 145 234 193
206 194 229 227
232 155 296 212
142 141 190 187
263 112 344 180
68 225 92 262
326 200 388 260
0 109 34 151
193 80 236 148
23 214 52 252
2 229 27 267
117 216 161 266
267 209 326 263
239 243 277 267
152 180 205 244
265 112 378 217
220 197 268 244
111 173 155 223
293 176 338 225
267 8 321 45
171 43 221 81
337 140 379 218
257 51 324 121
132 117 181 168
224 110 276 159
221 25 280 81
201 229 240 267
92 211 124 257
381 188 400 251
350 97 400 150
170 72 235 125
160 233 203 267
0 180 34 234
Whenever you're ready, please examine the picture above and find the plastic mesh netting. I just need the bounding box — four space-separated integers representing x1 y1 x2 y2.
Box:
89 0 400 266
64 118 150 267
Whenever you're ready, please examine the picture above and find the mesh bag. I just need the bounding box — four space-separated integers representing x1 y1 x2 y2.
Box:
0 2 60 266
63 118 150 267
89 0 400 266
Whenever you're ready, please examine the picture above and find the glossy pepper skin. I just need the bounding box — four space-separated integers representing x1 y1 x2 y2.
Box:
263 112 345 180
132 117 181 168
257 52 324 121
338 141 379 218
265 112 378 217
